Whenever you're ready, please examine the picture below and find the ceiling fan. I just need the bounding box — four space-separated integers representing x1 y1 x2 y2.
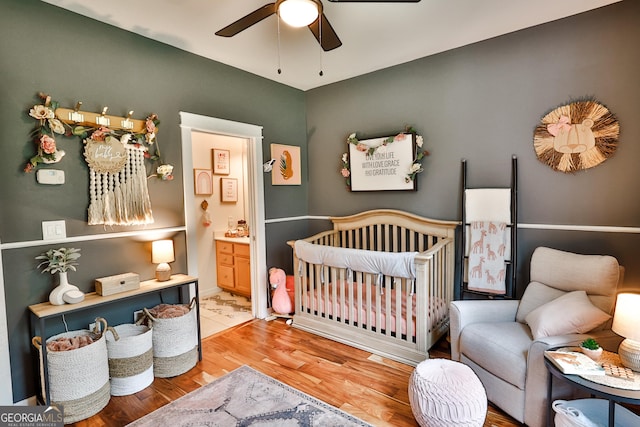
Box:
215 0 421 52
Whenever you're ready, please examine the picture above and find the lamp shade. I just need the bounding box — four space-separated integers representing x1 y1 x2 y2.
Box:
152 240 175 264
612 293 640 341
278 0 319 27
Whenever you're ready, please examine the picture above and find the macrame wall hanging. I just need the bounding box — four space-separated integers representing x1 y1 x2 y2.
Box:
24 92 174 226
84 136 154 225
533 99 620 173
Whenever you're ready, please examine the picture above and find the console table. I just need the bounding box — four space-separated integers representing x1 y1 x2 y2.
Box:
29 273 200 405
545 354 640 426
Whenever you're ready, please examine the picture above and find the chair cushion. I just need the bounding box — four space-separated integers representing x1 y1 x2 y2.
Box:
530 247 619 296
524 290 612 339
517 248 621 323
460 322 532 389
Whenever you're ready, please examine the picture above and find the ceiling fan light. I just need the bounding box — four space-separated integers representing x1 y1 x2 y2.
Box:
279 0 319 28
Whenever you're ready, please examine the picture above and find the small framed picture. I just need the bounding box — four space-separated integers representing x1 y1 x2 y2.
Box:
213 149 230 175
270 143 301 185
193 169 213 195
220 178 238 203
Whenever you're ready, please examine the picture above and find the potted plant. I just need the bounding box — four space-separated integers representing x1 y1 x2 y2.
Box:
580 337 603 361
36 247 84 305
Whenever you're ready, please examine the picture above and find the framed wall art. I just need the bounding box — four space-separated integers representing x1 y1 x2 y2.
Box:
193 169 213 195
347 132 417 191
212 148 230 175
271 143 301 185
220 177 238 203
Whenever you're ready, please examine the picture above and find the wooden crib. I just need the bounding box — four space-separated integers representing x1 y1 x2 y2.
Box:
289 209 457 365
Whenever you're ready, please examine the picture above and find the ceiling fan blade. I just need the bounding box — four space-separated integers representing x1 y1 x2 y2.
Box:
308 13 342 51
328 0 420 2
215 3 277 37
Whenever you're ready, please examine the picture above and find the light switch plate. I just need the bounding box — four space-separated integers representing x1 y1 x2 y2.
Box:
42 220 66 240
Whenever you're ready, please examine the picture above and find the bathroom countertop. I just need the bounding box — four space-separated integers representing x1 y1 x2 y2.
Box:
214 234 250 244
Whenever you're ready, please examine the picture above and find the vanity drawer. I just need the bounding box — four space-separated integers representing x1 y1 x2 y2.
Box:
217 253 234 266
216 241 234 254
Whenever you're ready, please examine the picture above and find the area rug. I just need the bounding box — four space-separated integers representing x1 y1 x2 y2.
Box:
200 292 254 337
200 292 252 317
127 365 373 426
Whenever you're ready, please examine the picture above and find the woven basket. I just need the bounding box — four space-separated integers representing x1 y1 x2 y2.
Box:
553 399 639 427
105 324 154 396
143 299 198 378
32 318 111 424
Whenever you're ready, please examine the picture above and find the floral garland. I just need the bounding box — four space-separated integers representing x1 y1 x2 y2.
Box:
24 93 173 180
340 126 429 186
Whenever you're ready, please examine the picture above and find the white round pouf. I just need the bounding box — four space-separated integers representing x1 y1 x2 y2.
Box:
409 359 487 427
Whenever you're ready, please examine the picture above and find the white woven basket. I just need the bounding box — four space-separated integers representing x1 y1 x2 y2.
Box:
553 399 639 427
105 324 154 396
32 318 111 424
143 299 198 378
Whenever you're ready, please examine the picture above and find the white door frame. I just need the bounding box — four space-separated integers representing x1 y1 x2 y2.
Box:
179 112 268 319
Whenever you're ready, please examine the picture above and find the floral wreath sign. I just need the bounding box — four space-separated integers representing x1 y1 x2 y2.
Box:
533 99 619 173
24 92 175 226
340 126 428 191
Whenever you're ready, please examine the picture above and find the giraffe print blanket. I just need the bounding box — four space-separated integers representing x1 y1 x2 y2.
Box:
468 221 507 294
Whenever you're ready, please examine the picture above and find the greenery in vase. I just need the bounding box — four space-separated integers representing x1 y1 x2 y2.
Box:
580 338 600 350
35 247 81 274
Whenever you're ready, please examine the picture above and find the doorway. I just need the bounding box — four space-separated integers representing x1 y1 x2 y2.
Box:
179 113 268 329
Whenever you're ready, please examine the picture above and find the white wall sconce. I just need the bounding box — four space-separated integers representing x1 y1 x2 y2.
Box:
263 158 276 173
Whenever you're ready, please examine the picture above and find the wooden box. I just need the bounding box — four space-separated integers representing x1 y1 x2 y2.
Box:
95 272 140 296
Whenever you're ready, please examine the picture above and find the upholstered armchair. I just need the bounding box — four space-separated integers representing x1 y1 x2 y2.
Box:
450 247 623 427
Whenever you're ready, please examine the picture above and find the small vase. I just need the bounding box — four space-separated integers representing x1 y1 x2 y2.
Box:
49 271 80 305
580 346 603 362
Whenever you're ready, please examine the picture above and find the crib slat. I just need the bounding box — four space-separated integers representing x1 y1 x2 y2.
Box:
395 278 402 340
349 272 357 327
384 275 391 337
331 268 338 322
324 266 331 320
406 277 414 341
362 273 370 331
339 268 345 323
371 274 378 333
313 263 324 318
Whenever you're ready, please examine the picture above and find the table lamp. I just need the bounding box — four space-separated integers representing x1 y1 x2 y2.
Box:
152 239 174 282
612 292 640 371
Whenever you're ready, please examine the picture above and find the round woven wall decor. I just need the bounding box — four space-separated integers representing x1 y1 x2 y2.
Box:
533 100 619 173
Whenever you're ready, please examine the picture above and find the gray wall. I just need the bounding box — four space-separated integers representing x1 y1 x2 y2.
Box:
3 0 640 404
305 1 640 292
0 0 308 402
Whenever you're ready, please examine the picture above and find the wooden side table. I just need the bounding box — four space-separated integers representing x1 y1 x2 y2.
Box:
545 352 640 426
29 274 200 405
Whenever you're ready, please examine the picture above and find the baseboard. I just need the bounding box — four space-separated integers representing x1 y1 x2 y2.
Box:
199 287 223 299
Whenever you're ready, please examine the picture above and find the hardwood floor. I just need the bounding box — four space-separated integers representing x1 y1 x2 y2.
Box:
70 319 519 426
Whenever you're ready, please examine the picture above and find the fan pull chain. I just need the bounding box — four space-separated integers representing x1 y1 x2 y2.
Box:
277 14 282 74
318 16 323 76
